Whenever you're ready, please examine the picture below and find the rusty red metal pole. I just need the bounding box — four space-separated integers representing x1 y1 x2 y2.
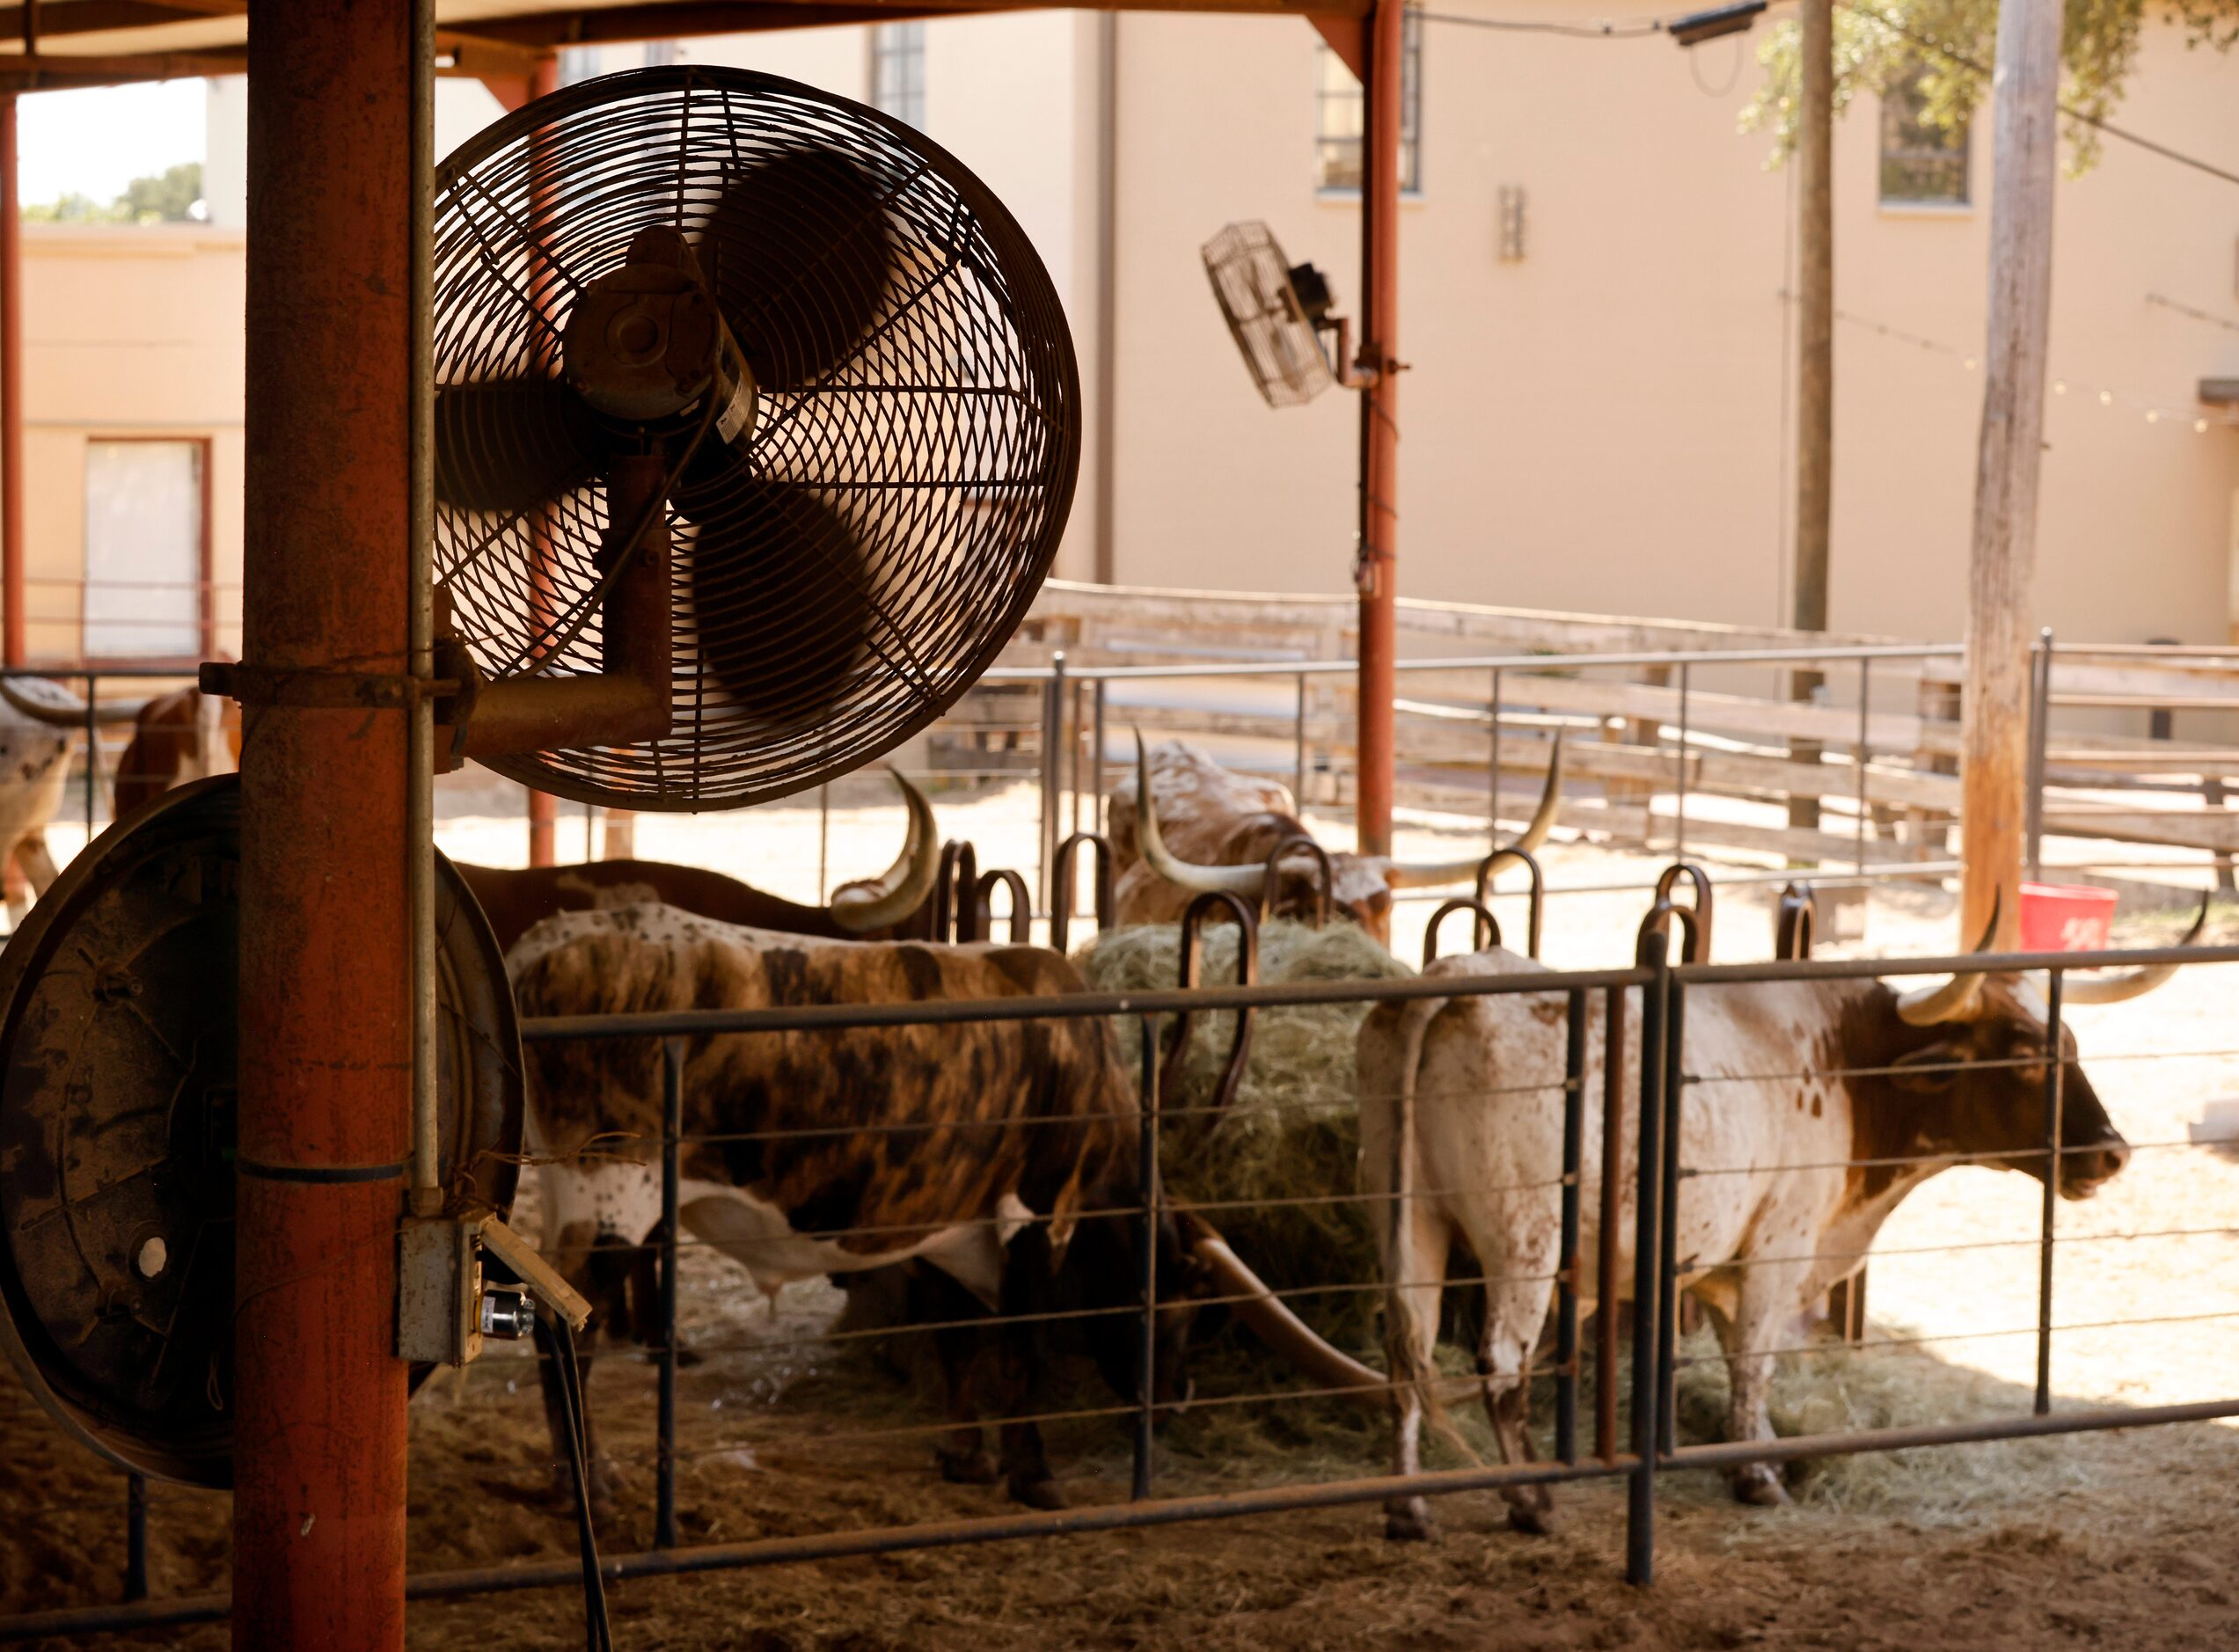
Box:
234 4 414 1647
1354 0 1401 859
525 50 560 869
1 93 23 669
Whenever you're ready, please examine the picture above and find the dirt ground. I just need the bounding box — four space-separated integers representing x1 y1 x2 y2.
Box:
8 783 2239 1648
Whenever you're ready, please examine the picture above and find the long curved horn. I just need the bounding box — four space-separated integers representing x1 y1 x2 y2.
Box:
1176 1210 1384 1406
829 767 940 932
1134 728 1268 898
1386 731 1565 890
1893 894 2002 1027
2064 891 2208 1005
0 678 151 728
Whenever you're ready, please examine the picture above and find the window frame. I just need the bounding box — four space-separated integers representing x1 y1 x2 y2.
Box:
77 435 214 670
869 21 927 131
1314 12 1423 200
1877 68 1971 212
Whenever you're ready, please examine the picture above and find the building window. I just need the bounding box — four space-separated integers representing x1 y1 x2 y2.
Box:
83 440 207 661
871 24 926 129
1316 15 1422 195
1879 69 1968 207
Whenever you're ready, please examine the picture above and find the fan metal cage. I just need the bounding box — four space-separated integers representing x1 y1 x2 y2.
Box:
434 67 1079 810
1201 221 1335 408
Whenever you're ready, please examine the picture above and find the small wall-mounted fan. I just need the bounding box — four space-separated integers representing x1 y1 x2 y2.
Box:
1202 221 1362 408
432 66 1081 809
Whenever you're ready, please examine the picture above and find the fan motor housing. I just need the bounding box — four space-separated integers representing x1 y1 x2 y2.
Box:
564 225 746 428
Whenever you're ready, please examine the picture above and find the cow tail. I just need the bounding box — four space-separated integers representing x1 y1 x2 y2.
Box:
1371 993 1481 1467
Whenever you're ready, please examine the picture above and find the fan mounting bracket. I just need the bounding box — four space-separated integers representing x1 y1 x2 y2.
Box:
435 451 676 766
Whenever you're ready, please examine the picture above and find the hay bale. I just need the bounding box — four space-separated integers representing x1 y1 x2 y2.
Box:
1072 920 1414 1347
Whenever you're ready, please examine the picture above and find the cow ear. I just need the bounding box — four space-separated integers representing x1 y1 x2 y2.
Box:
1888 1040 1968 1093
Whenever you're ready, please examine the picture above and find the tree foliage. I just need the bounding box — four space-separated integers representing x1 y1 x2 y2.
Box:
24 162 202 224
1740 0 2239 172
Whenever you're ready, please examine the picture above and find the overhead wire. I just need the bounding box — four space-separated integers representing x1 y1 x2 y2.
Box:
1833 0 2239 191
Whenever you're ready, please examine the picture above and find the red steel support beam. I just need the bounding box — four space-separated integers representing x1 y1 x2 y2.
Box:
1354 0 1401 859
235 3 413 1647
1 94 20 667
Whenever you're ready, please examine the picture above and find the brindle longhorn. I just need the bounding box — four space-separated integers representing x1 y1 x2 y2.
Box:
506 903 1365 1515
1357 901 2195 1539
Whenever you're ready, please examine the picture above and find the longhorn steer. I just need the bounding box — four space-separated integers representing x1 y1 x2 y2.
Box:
0 678 150 922
457 768 942 952
112 686 242 821
1355 912 2191 1539
507 904 1363 1512
1109 733 1562 941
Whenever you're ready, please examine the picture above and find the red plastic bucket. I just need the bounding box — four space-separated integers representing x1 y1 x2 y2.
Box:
2019 882 2118 952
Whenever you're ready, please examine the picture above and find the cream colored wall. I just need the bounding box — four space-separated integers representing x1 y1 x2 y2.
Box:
16 223 246 663
1109 5 2239 645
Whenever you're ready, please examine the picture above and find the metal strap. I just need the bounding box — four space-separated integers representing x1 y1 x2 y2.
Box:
199 661 460 711
236 1157 407 1185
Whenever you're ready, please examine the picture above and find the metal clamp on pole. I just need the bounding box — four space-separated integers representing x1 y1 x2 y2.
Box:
199 659 460 711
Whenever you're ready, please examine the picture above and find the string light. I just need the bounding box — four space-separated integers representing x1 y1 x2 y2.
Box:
1793 292 2239 435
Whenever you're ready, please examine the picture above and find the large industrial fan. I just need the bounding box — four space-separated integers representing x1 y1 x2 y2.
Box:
0 778 521 1487
431 65 1080 808
1202 221 1359 407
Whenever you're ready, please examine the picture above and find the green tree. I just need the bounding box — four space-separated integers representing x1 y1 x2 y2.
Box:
21 160 202 224
1741 0 2239 172
21 190 112 223
116 161 201 223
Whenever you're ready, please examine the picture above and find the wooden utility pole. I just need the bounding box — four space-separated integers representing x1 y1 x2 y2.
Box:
1789 0 1834 836
1962 0 2064 947
1355 0 1402 859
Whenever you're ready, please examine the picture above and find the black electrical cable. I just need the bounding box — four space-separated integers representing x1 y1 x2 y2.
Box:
1414 8 1668 37
543 1312 615 1652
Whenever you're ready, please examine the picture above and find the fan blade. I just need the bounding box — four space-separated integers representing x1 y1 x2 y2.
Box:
435 376 604 515
673 427 747 523
696 150 896 392
689 482 876 729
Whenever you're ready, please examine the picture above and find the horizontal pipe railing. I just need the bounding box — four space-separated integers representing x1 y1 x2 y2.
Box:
978 641 1964 683
519 938 2239 1045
